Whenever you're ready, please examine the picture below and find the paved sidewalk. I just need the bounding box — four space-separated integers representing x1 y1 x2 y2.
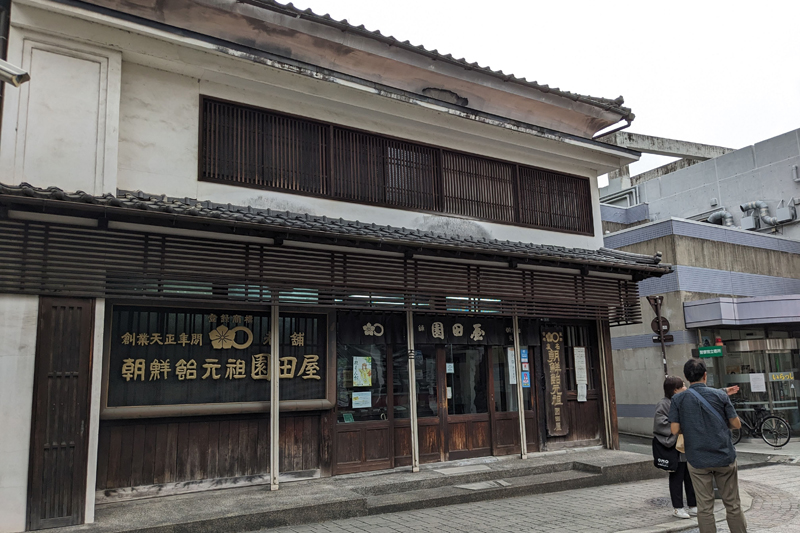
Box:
262 465 800 533
261 478 701 533
683 465 800 533
620 434 800 466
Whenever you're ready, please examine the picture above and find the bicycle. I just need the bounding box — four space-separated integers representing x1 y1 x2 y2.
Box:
730 405 791 447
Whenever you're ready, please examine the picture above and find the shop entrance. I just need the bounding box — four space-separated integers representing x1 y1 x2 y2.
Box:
417 344 494 460
332 313 609 474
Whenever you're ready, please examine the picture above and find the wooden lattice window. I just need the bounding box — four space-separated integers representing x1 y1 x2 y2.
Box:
199 97 594 235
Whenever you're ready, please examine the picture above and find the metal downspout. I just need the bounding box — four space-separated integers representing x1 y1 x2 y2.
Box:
512 315 528 459
406 310 420 472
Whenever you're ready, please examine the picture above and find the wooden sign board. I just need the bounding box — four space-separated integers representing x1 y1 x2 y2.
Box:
103 305 330 418
542 326 569 437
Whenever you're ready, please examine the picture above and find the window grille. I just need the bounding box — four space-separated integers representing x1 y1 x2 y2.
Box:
200 97 594 235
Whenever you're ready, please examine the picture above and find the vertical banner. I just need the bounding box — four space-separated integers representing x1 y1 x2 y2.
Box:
574 347 588 403
542 326 569 436
507 347 517 385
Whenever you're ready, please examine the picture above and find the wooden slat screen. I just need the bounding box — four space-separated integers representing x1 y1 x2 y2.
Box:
0 220 641 325
331 129 439 210
518 167 594 234
199 97 594 235
202 98 329 195
441 151 516 223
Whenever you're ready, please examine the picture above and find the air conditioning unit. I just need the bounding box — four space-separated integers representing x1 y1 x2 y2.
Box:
776 205 796 224
741 214 758 231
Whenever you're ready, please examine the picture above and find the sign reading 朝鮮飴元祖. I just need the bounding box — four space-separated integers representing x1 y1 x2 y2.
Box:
698 346 725 358
542 325 569 437
106 306 328 413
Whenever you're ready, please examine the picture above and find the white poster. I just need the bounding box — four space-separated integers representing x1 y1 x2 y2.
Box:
446 363 455 374
577 383 587 402
750 373 767 393
352 391 372 409
353 356 372 387
574 347 588 385
507 348 517 385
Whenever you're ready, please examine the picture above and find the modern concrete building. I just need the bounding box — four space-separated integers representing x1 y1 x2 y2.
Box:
600 129 800 238
600 130 800 440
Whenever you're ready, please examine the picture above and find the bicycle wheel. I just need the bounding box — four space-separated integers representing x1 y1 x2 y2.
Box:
730 426 742 445
760 416 791 447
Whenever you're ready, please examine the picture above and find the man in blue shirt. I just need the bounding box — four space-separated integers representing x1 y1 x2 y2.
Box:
669 358 745 533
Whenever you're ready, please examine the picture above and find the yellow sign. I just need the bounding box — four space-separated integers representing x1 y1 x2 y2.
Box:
769 372 795 382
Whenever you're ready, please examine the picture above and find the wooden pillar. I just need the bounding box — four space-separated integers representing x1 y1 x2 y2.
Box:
512 315 528 459
406 310 420 472
270 304 280 489
596 320 619 450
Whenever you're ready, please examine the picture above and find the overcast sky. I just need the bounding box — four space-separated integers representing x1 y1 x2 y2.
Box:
285 0 800 184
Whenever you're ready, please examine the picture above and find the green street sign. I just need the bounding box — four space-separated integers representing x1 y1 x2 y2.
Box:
698 346 725 358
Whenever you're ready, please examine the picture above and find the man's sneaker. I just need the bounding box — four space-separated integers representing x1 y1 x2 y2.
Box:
673 508 691 519
687 507 698 516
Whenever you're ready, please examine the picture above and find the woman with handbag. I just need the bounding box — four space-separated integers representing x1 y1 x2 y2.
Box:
654 376 697 519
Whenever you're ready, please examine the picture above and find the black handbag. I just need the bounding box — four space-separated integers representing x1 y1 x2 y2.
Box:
652 437 679 472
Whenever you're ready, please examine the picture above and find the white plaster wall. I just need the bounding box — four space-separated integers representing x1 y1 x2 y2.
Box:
0 6 121 194
0 295 39 533
118 62 606 249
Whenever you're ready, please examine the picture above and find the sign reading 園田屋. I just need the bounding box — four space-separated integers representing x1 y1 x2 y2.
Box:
698 346 725 358
106 306 327 412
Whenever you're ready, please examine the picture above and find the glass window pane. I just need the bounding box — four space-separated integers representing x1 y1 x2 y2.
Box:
394 345 439 419
447 345 488 415
492 346 519 412
336 344 388 422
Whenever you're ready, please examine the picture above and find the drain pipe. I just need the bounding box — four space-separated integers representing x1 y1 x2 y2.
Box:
741 201 778 226
707 210 734 227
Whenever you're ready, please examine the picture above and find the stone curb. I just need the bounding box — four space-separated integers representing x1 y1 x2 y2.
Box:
616 488 753 533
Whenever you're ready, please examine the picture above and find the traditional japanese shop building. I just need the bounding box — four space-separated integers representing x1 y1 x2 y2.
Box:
0 0 670 531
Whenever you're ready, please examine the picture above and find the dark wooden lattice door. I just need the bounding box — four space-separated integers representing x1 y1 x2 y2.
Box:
27 298 93 530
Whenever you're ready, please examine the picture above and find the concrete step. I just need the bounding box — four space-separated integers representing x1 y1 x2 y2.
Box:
366 469 599 515
49 449 665 533
352 460 576 496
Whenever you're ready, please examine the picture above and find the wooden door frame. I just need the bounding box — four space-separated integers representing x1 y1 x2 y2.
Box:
441 344 493 460
435 345 448 461
27 297 95 530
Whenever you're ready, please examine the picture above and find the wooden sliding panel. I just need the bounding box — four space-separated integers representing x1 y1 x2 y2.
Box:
332 421 391 475
96 413 322 490
493 412 521 455
446 415 491 460
394 419 442 466
27 298 94 530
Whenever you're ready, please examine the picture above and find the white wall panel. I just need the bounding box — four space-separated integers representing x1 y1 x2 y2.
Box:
0 295 39 533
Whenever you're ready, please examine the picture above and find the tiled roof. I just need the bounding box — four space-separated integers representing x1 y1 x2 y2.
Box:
0 182 669 275
254 0 634 122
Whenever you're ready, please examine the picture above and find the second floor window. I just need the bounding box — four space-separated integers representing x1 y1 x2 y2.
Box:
199 97 594 235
